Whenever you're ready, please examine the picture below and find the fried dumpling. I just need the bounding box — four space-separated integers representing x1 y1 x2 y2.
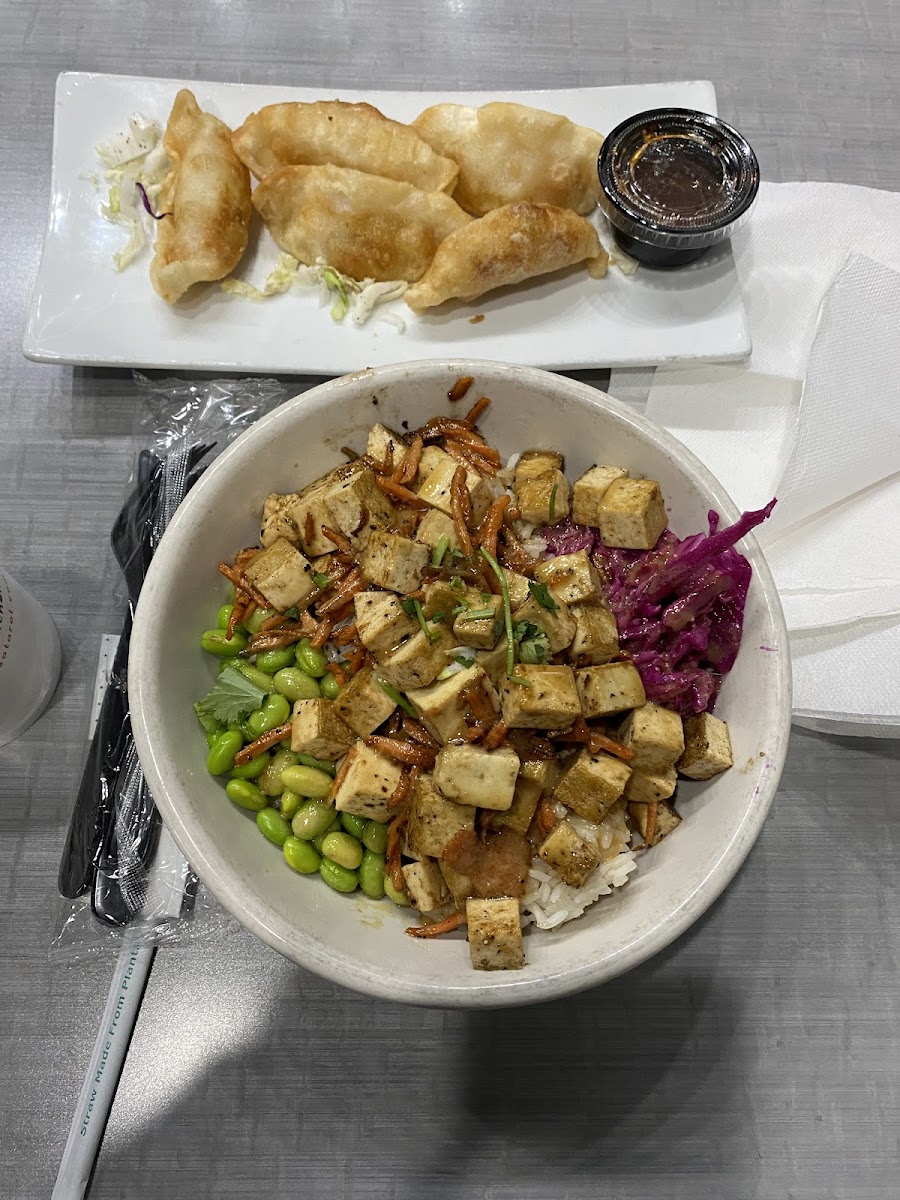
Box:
232 100 459 193
404 202 608 312
412 101 603 216
150 89 252 304
252 164 471 283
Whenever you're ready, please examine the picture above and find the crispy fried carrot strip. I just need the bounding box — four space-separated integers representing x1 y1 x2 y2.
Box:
464 396 491 426
321 526 352 553
644 801 658 846
309 616 334 648
246 628 305 652
497 528 536 577
394 435 423 485
535 797 559 838
260 611 287 633
406 912 466 938
401 716 440 751
448 375 474 402
444 439 499 479
477 494 510 559
304 512 315 545
331 623 360 647
347 646 367 673
317 568 364 615
389 764 420 809
587 730 636 761
226 595 251 640
450 465 474 557
374 475 428 507
365 736 437 766
386 814 407 892
326 661 348 686
233 723 293 765
218 564 271 611
327 748 356 802
300 612 319 636
234 547 260 570
481 721 509 751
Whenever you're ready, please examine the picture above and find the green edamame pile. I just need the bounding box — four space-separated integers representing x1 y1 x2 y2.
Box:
195 596 396 909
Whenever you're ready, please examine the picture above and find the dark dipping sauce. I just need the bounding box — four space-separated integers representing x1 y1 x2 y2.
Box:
597 109 760 269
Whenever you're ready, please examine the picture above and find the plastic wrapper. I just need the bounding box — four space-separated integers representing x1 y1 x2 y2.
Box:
51 373 289 961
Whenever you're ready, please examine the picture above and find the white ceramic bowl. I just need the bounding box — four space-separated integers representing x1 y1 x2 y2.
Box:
130 360 790 1007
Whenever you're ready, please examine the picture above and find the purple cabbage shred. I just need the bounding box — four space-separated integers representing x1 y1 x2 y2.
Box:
136 181 170 220
542 498 776 717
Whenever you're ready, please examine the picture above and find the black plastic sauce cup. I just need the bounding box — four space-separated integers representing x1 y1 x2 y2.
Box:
597 108 760 269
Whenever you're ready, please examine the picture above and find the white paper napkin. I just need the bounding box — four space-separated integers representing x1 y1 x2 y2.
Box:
633 182 900 736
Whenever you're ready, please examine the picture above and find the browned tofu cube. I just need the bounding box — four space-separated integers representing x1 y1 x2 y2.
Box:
568 603 619 665
624 766 678 804
514 449 564 482
434 743 520 810
421 579 460 620
407 773 476 859
534 551 605 606
415 508 460 554
333 742 403 822
492 776 543 835
333 665 398 738
359 531 430 594
366 422 405 469
408 665 500 744
597 478 667 550
504 570 531 610
678 712 734 780
619 703 684 770
628 799 681 846
440 860 475 910
499 665 582 730
417 456 492 523
466 898 525 971
374 625 456 691
454 592 503 649
321 468 395 551
288 462 363 557
553 749 632 821
290 699 355 759
244 537 316 611
512 594 576 655
515 469 570 525
475 643 509 687
571 465 628 526
538 820 601 887
260 492 300 548
575 662 646 718
517 753 565 795
353 591 418 656
402 860 450 913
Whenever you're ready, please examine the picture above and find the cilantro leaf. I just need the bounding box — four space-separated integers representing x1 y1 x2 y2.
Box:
195 666 266 726
528 580 558 612
400 597 418 616
312 573 332 589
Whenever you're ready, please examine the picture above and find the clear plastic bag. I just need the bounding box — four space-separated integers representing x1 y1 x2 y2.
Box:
51 373 290 961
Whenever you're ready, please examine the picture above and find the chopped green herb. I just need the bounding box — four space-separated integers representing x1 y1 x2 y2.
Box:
493 617 505 642
377 678 418 718
548 482 559 522
517 626 550 664
430 610 446 623
508 673 534 688
312 572 332 589
480 592 492 604
450 650 476 668
459 606 495 621
449 575 464 591
451 603 468 617
431 535 450 567
413 598 441 642
283 606 301 619
448 547 466 560
480 546 515 678
400 597 417 616
194 666 267 726
528 580 559 612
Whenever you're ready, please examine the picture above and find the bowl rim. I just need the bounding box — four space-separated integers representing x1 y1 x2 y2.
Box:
129 358 791 1007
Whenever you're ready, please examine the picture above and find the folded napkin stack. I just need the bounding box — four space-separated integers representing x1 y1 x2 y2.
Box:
614 182 900 736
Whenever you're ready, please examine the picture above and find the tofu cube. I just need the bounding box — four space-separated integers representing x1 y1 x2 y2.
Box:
575 662 646 718
434 743 521 811
514 449 564 482
288 463 362 557
402 860 450 913
493 776 542 835
519 756 564 794
415 444 454 486
572 465 628 526
474 644 508 687
290 699 355 759
500 665 581 730
553 749 632 821
624 767 678 804
366 422 405 470
515 468 570 525
597 478 668 550
243 537 315 611
440 860 475 910
619 703 685 770
359 531 430 594
421 579 460 621
260 492 300 548
408 665 500 744
416 457 492 523
407 773 476 858
568 604 620 665
374 626 456 691
535 551 605 606
321 468 395 551
333 665 397 738
333 742 403 822
454 592 503 649
415 508 460 553
538 820 601 887
353 592 418 656
466 898 525 971
504 570 531 610
512 594 576 655
677 712 734 780
628 799 681 847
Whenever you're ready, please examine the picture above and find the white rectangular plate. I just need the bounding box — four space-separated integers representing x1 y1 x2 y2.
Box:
25 72 750 374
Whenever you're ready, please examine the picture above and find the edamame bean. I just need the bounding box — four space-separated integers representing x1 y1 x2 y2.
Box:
278 789 302 820
312 818 343 852
319 858 358 893
361 820 389 855
256 807 292 846
295 638 329 678
321 831 363 870
207 730 244 775
234 661 275 693
273 667 321 702
359 849 386 899
296 753 336 776
200 629 248 658
291 800 338 841
217 603 234 630
383 873 409 907
244 607 277 635
229 750 270 781
225 779 267 811
320 672 340 700
256 646 297 674
260 748 299 797
280 764 333 800
247 694 292 738
283 836 321 874
340 813 367 839
206 730 220 748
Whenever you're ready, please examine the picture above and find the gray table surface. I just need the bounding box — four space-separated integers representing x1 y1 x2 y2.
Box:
2 2 899 1198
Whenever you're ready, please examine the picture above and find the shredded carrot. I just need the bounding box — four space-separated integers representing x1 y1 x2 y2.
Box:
234 547 260 570
406 912 466 939
347 646 367 673
233 723 293 765
246 628 305 652
394 435 423 485
444 439 498 478
331 623 360 647
300 612 319 636
549 718 636 762
327 748 355 802
448 375 474 403
340 445 359 461
365 736 436 766
326 660 348 686
226 595 250 640
386 814 407 892
477 494 510 559
317 568 365 615
464 395 491 425
389 764 418 809
350 503 369 536
309 616 334 648
218 564 271 611
481 720 509 751
535 797 559 838
260 611 287 633
321 526 352 553
374 475 428 507
401 715 440 751
450 465 474 556
497 528 536 577
644 801 658 846
304 512 315 544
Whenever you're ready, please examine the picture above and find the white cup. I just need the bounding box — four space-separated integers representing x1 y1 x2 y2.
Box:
0 569 62 747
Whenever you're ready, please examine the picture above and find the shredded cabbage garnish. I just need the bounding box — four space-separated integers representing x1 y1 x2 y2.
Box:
94 114 168 272
96 114 161 168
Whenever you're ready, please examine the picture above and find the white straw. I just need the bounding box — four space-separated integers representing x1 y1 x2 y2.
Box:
51 941 155 1200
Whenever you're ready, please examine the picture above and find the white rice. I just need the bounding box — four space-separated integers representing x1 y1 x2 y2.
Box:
521 851 638 930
